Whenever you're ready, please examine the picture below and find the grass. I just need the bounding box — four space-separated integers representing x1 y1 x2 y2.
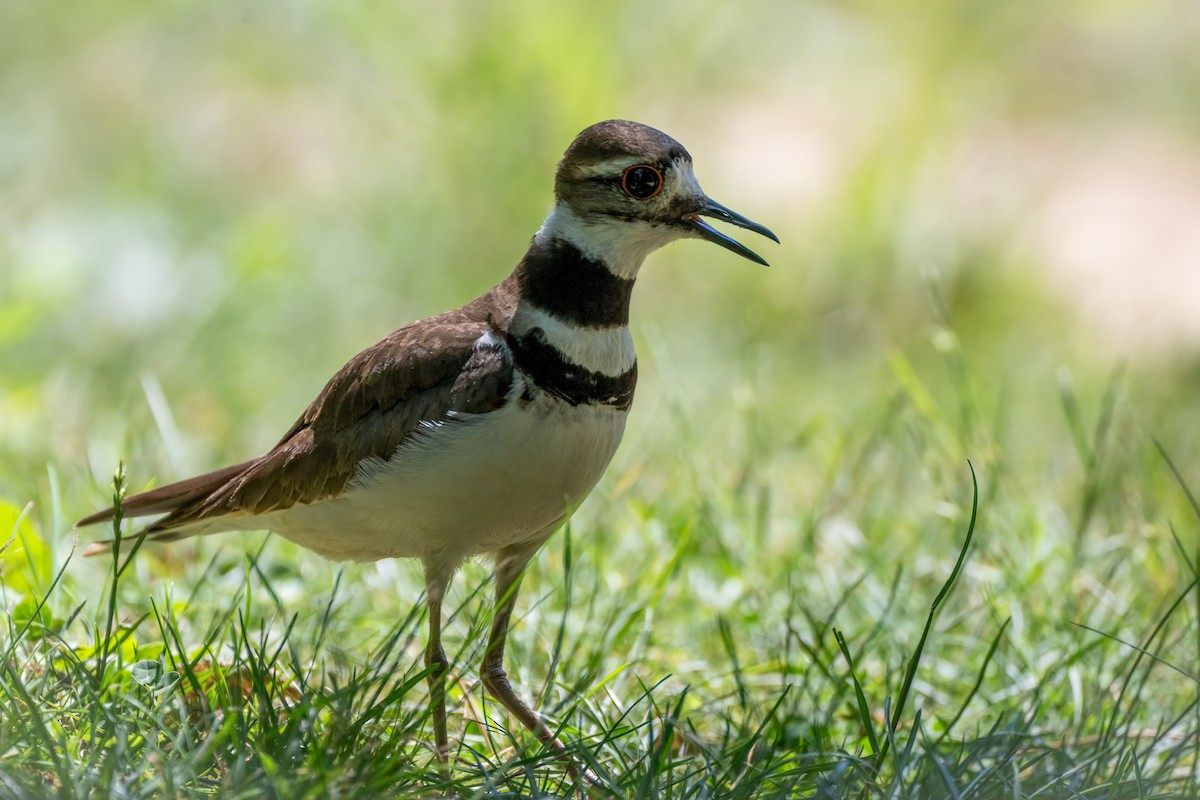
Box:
5 356 1200 797
6 2 1200 797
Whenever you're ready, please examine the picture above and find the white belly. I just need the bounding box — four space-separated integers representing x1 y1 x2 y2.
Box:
265 390 628 563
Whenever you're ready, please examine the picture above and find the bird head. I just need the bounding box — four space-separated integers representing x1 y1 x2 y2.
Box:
546 119 779 276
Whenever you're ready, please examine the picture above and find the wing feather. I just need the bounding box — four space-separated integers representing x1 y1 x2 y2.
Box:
76 279 519 539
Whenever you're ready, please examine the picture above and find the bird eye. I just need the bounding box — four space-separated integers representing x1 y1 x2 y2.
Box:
620 165 663 200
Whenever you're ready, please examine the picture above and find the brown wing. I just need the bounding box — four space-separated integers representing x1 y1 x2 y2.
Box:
77 280 518 534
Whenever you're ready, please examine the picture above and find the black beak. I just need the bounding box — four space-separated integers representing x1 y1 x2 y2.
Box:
684 198 780 266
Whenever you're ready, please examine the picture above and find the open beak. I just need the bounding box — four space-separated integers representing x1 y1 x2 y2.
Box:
684 198 780 266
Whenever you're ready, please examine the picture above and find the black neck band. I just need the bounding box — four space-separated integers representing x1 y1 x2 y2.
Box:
508 329 636 410
517 238 635 329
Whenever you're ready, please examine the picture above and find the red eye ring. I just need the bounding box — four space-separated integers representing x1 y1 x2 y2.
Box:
620 164 664 200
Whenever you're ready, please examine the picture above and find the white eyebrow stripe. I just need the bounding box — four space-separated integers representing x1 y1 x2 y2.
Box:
576 156 645 178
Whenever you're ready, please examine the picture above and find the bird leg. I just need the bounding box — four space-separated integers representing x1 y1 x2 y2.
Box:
424 575 451 775
481 545 564 750
482 543 600 791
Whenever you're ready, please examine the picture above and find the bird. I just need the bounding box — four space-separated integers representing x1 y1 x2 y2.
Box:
76 119 778 774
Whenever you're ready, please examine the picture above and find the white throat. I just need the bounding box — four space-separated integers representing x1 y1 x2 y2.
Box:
536 204 679 281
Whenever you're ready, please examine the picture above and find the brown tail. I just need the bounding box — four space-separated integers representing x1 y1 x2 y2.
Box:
76 460 255 555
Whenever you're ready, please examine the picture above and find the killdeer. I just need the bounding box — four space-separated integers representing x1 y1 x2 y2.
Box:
77 119 777 772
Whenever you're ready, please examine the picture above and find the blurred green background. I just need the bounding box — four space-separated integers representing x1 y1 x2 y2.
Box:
4 1 1200 643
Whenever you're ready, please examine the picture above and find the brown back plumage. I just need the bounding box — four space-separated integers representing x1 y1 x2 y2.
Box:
77 277 520 545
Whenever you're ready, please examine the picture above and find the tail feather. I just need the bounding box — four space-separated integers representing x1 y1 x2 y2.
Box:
75 460 258 556
81 528 199 557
